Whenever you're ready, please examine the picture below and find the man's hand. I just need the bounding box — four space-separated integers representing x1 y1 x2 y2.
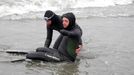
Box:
76 45 82 55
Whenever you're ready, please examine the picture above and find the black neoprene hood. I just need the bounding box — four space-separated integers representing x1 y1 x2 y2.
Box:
62 12 76 30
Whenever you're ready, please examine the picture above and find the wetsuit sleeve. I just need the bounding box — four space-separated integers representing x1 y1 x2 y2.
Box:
79 38 82 45
60 28 82 46
60 29 81 37
44 27 53 47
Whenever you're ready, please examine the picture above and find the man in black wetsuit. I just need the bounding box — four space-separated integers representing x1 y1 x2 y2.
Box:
42 10 82 52
26 12 82 62
57 12 83 61
43 10 63 48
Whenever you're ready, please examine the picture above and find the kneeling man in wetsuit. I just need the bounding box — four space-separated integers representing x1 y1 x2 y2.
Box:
26 12 82 62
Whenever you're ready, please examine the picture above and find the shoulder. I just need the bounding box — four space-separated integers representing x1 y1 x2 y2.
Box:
73 24 82 36
74 24 82 31
75 24 81 29
57 15 61 18
75 23 82 32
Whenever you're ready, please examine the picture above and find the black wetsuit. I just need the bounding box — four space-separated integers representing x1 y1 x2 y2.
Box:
44 14 63 48
44 13 82 48
26 24 82 62
26 12 82 62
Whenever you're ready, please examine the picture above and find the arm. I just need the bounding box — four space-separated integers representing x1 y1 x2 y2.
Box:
44 27 53 47
60 29 81 37
60 29 83 55
76 36 83 55
76 45 83 55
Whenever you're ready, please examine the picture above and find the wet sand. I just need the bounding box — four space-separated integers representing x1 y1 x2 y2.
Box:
0 17 134 75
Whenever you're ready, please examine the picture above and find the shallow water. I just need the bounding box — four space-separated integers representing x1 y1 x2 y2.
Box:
0 17 134 75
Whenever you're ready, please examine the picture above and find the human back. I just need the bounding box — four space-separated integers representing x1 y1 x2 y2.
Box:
44 10 63 47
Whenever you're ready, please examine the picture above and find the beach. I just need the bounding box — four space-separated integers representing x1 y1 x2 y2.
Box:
0 17 134 75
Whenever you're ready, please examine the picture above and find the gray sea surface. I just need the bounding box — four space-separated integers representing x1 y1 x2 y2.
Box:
0 17 134 75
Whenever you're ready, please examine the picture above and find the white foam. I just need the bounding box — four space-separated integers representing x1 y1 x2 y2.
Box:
0 0 59 18
114 0 133 5
73 0 133 8
0 0 133 19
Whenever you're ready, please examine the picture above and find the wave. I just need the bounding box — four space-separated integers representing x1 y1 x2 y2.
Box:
0 0 134 20
73 0 134 8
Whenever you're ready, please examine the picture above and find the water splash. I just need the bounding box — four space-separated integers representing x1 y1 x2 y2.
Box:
0 0 134 20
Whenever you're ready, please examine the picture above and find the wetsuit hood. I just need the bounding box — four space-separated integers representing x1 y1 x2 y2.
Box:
62 12 76 30
44 10 54 19
44 10 61 27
